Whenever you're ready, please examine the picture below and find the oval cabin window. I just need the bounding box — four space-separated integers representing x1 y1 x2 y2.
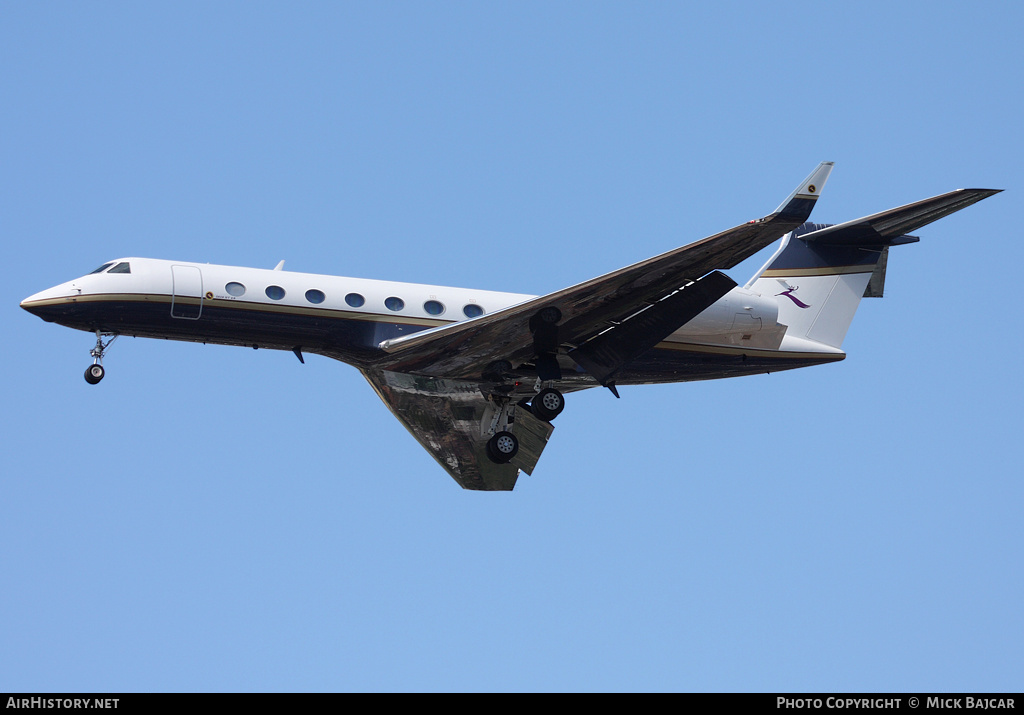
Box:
423 300 445 315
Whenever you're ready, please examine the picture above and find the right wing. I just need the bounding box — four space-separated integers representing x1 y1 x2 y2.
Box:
360 163 838 490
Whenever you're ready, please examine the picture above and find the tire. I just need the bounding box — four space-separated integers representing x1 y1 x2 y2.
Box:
486 431 519 464
531 388 564 421
84 364 105 385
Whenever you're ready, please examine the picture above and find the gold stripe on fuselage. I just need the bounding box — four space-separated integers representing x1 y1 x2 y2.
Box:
761 265 875 278
22 292 455 328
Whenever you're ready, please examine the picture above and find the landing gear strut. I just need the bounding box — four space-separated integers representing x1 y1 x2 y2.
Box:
484 395 520 465
84 331 118 385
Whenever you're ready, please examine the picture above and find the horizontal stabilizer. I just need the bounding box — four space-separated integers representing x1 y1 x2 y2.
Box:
798 188 1001 246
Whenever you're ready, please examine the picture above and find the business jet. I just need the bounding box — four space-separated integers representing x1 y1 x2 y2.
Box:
20 163 999 490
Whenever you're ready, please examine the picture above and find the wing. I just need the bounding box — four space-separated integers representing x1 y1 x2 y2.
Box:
359 163 837 490
361 369 552 491
375 162 835 381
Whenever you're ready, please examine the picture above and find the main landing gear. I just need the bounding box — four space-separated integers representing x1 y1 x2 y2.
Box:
84 331 118 385
531 387 565 421
484 385 565 465
487 431 519 464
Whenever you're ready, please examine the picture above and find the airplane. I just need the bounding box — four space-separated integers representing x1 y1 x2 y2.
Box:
20 163 1000 490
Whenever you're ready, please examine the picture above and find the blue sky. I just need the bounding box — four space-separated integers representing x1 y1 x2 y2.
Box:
2 2 1021 692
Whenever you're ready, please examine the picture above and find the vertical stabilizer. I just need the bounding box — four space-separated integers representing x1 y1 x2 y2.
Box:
750 225 882 349
747 186 1001 350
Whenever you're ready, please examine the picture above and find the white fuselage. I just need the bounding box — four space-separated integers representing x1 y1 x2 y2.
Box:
21 257 844 386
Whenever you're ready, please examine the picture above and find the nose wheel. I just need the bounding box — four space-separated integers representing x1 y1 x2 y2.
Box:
84 331 118 385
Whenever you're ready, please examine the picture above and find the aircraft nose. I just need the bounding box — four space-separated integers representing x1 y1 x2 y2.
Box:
21 295 51 320
21 286 71 322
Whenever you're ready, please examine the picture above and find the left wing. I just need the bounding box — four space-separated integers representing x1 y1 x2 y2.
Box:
375 162 834 381
361 369 540 491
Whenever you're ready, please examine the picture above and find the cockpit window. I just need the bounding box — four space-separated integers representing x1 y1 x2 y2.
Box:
108 262 131 274
89 262 115 274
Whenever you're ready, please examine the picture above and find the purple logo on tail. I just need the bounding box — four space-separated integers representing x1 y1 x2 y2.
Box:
776 287 811 309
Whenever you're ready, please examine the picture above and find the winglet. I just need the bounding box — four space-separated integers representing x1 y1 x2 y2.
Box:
772 161 834 221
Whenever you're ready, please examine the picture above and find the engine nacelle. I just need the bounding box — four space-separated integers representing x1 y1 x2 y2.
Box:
670 286 783 348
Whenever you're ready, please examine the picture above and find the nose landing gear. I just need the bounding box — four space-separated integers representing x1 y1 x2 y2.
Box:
84 331 118 384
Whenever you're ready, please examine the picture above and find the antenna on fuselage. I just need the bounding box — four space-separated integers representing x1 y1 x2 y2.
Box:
274 260 285 271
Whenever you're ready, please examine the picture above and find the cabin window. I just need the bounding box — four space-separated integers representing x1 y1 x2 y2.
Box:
345 293 365 308
463 304 484 318
305 289 325 304
265 285 286 300
225 282 246 297
89 262 115 274
385 296 405 312
423 300 445 316
108 262 131 274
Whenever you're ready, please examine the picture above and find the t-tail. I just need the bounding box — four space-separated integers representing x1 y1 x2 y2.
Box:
747 187 1002 349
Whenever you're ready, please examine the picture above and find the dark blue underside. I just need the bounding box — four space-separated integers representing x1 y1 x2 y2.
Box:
33 298 838 384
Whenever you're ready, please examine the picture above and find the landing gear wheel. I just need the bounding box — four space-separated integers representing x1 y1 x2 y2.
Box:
531 388 564 421
84 331 117 385
486 431 519 464
84 364 105 385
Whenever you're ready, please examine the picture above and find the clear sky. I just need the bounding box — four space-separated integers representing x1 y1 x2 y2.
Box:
2 1 1021 692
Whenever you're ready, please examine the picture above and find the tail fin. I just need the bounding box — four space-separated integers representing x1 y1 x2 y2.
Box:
749 224 885 349
748 188 1001 349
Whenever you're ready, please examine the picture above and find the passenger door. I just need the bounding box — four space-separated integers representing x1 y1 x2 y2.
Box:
170 265 203 319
